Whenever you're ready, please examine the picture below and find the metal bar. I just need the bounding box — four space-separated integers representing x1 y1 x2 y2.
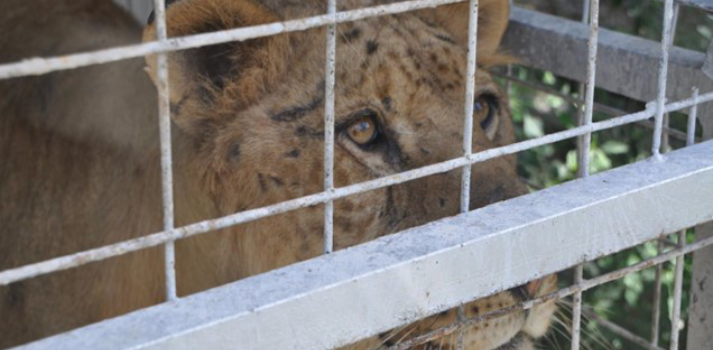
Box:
576 0 598 180
459 0 479 214
457 1 479 345
656 11 682 342
687 222 713 349
0 0 466 80
653 0 713 12
661 3 681 153
322 0 337 254
149 0 177 302
573 1 597 346
652 0 676 158
13 140 713 350
493 72 699 144
461 3 478 347
390 230 713 350
653 0 679 329
638 119 696 144
651 239 664 345
2 91 713 286
501 8 713 119
670 231 686 350
584 310 666 350
687 53 713 349
571 264 585 350
688 88 699 146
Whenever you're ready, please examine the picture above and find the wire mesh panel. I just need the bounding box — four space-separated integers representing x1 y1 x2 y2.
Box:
0 0 712 349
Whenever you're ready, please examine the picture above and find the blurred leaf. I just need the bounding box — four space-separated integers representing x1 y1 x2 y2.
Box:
601 140 630 155
523 114 544 138
697 24 712 39
590 149 612 173
543 71 556 85
566 150 578 172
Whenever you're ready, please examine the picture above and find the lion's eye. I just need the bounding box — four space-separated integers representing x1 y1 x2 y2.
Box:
474 94 499 140
346 114 379 146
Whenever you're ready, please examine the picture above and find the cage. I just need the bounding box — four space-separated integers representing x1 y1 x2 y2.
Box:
0 0 712 349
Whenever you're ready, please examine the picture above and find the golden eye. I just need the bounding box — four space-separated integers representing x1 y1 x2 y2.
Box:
346 115 379 146
474 95 499 140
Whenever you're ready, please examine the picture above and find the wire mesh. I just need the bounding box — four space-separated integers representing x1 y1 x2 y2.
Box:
1 0 712 349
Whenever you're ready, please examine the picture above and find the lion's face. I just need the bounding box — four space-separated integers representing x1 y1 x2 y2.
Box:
143 0 553 348
145 0 523 248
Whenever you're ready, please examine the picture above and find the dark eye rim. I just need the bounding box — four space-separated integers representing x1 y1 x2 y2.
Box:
476 93 500 131
339 108 384 150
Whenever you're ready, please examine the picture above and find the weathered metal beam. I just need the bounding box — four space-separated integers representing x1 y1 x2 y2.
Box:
687 41 713 350
502 8 713 115
655 0 713 12
12 140 713 350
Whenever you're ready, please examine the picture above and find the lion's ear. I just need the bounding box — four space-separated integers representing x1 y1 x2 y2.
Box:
143 0 288 136
432 0 510 57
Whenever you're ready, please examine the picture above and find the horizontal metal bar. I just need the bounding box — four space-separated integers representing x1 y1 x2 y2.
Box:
0 0 463 80
494 72 701 143
654 0 713 12
13 140 713 350
3 90 712 286
502 8 713 115
583 310 665 350
391 224 713 349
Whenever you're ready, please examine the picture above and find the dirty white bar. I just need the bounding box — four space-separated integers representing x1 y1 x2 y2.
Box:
0 0 463 80
651 239 664 345
459 0 479 214
571 0 598 347
13 140 713 350
576 0 598 179
670 231 686 350
149 0 178 301
652 0 676 157
687 88 699 146
456 1 479 345
322 0 337 254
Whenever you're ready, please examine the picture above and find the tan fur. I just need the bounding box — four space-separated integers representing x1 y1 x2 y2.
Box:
0 0 555 349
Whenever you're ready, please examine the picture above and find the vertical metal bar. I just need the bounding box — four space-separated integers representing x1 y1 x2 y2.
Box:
651 239 664 345
653 7 680 338
572 1 597 349
456 303 466 350
459 0 479 214
151 0 177 301
576 0 592 179
652 0 675 158
662 113 671 151
670 230 686 350
661 4 680 153
571 264 585 350
323 0 337 254
458 1 480 347
577 0 598 180
687 88 699 147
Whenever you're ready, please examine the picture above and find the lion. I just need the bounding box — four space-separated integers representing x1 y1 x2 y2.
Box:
0 0 556 349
